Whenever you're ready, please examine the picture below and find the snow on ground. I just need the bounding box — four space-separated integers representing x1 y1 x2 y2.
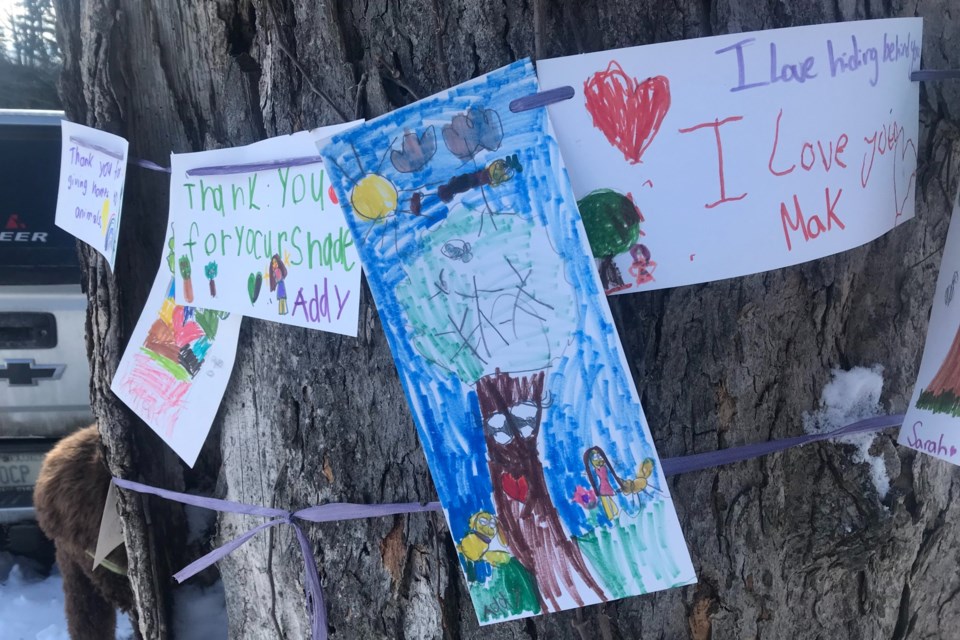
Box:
0 559 134 640
803 365 891 497
0 554 226 640
173 580 228 640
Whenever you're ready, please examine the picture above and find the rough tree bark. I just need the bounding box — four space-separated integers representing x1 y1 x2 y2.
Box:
55 1 960 638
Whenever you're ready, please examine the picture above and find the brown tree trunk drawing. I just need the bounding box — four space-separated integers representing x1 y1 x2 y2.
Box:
923 326 960 396
476 371 606 612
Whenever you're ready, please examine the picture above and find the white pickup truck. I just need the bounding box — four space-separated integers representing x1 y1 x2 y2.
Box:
0 109 94 551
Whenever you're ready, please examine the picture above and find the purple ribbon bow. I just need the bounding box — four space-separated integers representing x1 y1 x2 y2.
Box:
111 477 441 640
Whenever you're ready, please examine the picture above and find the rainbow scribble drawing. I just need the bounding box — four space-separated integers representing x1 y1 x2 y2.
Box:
321 61 695 624
112 227 241 467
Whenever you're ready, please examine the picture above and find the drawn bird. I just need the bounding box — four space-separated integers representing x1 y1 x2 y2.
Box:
457 511 510 566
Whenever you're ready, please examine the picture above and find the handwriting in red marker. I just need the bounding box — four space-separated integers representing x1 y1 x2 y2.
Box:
584 61 671 165
690 254 695 261
328 185 339 205
678 116 748 209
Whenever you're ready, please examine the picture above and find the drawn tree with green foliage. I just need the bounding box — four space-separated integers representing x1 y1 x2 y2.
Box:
577 189 643 291
204 261 218 297
179 256 193 303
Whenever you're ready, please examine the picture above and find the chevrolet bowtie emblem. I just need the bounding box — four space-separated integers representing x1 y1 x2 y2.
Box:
0 359 65 386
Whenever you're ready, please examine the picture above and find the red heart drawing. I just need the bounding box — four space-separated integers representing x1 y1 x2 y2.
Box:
584 61 671 165
501 473 528 503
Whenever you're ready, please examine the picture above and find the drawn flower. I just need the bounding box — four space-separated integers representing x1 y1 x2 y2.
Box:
573 486 597 510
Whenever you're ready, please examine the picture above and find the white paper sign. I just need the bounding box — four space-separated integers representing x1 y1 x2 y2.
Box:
168 123 362 336
55 121 129 269
900 190 960 466
538 18 922 294
111 223 241 467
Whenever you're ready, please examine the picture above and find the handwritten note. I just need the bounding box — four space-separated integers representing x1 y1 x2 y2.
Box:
112 223 241 467
900 190 960 466
55 121 129 269
537 18 922 294
168 123 361 335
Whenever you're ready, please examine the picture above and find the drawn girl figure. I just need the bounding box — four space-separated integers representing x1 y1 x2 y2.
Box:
583 446 624 521
268 254 288 315
627 243 656 286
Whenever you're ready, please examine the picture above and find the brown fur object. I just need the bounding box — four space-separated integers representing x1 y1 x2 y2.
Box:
33 424 140 639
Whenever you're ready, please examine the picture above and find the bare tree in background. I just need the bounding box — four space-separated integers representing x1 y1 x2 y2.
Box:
54 1 960 639
1 0 59 108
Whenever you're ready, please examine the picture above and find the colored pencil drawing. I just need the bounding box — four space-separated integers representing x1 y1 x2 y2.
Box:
321 60 694 624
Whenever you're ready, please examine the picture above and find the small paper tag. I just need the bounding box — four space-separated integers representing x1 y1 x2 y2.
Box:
93 482 124 570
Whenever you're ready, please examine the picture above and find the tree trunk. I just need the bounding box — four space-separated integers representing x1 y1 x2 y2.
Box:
477 370 607 613
56 1 960 639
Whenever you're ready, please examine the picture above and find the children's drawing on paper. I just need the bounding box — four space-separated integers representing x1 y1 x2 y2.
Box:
321 60 695 624
584 61 671 166
577 188 655 293
900 191 960 466
55 121 129 270
112 226 241 467
915 333 960 417
539 19 923 295
167 125 362 336
577 59 667 295
268 254 289 315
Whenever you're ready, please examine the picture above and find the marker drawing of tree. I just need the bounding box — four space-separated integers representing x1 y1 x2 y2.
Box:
395 191 607 612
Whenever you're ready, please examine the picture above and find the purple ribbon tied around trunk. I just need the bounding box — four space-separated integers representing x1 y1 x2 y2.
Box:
111 477 441 640
111 413 903 639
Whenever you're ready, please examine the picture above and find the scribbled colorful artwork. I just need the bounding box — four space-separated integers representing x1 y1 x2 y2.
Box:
320 61 695 624
538 18 923 295
55 121 129 269
112 226 241 467
900 190 960 466
168 124 362 336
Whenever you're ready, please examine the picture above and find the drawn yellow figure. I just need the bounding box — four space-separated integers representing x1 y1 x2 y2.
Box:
457 511 511 566
622 458 655 494
351 174 398 221
100 199 110 234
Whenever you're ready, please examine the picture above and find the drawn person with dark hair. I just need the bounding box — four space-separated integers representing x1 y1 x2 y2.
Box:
583 446 626 521
268 254 288 315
